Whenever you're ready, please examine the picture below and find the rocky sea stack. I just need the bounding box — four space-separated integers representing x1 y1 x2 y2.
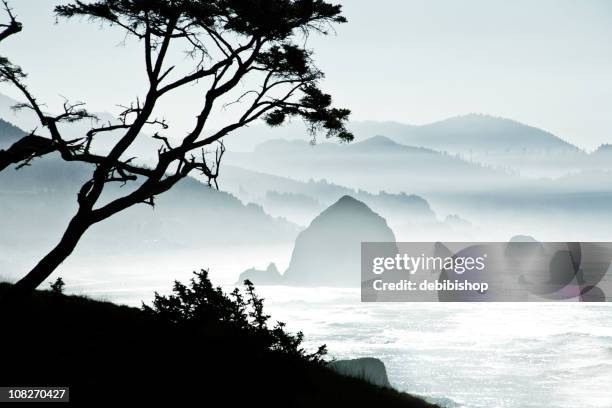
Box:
237 262 283 285
283 195 396 287
329 358 392 388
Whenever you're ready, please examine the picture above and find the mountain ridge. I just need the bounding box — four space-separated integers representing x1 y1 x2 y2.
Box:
223 112 585 153
353 114 581 153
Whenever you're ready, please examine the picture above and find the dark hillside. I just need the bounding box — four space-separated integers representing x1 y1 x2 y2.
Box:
0 282 437 407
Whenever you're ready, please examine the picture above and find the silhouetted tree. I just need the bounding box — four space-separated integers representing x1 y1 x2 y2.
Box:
0 1 67 172
49 277 65 294
0 0 351 299
143 269 327 363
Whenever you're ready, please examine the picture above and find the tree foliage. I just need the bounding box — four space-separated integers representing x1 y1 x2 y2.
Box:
143 269 328 363
50 277 66 294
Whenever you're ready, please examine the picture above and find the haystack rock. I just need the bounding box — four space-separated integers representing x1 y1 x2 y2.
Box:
282 195 396 287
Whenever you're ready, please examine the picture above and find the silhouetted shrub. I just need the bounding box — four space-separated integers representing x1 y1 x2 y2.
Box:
50 277 65 294
142 269 327 363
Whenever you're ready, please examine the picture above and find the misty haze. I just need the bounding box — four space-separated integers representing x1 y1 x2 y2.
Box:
0 1 611 407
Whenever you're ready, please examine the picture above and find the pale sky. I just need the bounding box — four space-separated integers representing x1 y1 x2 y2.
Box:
1 0 611 150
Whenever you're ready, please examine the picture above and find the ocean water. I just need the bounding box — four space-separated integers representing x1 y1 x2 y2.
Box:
253 287 612 408
60 247 612 408
81 278 612 407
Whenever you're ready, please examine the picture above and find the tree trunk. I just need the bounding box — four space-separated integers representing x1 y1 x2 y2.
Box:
4 212 91 302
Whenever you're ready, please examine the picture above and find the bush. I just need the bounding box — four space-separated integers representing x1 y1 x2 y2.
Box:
50 277 65 294
142 269 327 363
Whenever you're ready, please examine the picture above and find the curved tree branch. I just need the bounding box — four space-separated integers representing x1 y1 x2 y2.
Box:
3 0 352 301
